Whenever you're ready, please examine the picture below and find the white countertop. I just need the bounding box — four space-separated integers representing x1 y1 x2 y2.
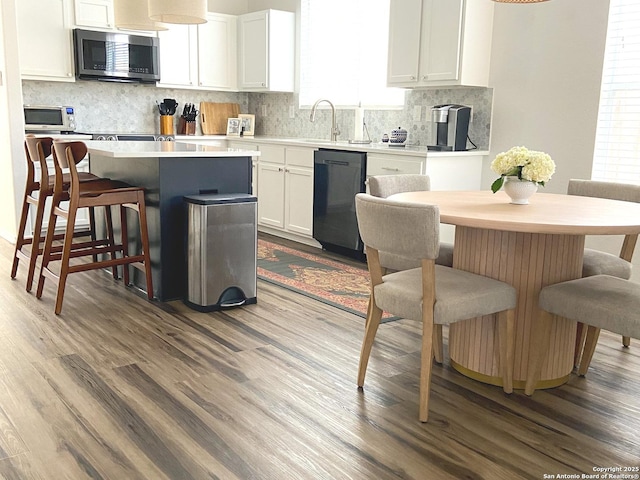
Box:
174 135 489 157
86 140 261 158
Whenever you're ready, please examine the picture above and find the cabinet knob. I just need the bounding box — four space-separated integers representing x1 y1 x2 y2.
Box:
278 167 284 172
410 76 415 80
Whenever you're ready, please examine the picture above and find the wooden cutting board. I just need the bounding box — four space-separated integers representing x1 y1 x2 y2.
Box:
200 102 240 135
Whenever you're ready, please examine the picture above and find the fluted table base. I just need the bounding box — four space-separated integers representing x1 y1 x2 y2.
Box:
449 227 584 389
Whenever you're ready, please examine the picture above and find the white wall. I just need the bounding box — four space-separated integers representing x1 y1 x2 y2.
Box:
247 0 296 12
486 0 640 277
485 0 610 194
0 0 25 243
207 0 250 15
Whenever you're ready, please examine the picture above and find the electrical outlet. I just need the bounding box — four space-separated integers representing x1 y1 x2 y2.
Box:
289 105 295 119
262 105 267 116
413 105 422 122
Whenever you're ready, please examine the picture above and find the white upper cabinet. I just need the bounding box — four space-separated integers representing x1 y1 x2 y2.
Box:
73 0 157 35
237 10 294 92
158 24 198 87
158 13 237 91
198 13 237 90
17 0 75 82
387 0 494 88
74 0 114 30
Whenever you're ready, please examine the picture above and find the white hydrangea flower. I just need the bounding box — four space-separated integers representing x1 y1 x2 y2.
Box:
490 146 556 193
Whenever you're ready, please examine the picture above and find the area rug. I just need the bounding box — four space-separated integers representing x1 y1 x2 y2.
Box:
257 239 398 322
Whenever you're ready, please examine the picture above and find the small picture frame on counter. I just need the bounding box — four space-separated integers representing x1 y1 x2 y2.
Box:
226 118 241 136
238 114 255 136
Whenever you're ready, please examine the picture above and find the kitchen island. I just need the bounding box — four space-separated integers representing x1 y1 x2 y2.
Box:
87 141 258 301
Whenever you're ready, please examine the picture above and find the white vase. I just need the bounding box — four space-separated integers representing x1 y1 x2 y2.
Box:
503 176 538 205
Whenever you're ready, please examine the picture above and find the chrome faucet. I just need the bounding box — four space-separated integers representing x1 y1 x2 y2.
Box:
310 99 340 142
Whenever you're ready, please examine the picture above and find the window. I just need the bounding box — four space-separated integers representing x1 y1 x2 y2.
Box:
592 0 640 183
299 0 405 108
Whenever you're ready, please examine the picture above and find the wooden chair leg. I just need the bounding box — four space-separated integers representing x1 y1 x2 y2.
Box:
419 315 435 423
89 206 98 263
578 326 601 376
574 321 586 368
622 336 630 348
120 205 130 287
137 192 154 300
432 324 443 364
54 204 78 315
357 299 383 388
105 206 118 279
11 193 31 279
497 309 515 394
25 196 48 292
36 199 61 299
525 309 553 396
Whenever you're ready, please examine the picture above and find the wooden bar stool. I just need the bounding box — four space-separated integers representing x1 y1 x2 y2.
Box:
36 140 154 314
11 135 109 291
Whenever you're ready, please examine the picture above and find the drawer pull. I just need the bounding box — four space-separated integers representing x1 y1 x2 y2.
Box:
382 167 401 171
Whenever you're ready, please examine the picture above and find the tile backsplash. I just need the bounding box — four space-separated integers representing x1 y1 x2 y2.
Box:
23 80 492 149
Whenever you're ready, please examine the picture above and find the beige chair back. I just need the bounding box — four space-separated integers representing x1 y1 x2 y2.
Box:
368 174 430 198
355 193 440 261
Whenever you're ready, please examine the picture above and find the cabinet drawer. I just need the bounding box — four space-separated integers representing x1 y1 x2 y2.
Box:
259 144 285 164
367 154 425 176
285 147 314 168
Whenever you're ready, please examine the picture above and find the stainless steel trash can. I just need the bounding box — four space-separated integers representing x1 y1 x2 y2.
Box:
184 193 257 312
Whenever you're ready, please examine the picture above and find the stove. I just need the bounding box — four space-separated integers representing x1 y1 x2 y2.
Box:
90 133 175 142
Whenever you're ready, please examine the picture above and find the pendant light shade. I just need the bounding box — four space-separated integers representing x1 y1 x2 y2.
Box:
148 0 208 25
114 0 168 31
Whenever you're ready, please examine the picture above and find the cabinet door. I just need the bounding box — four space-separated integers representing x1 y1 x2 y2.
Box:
238 11 268 90
257 163 285 228
158 25 198 87
387 0 422 85
74 0 114 29
198 13 237 90
285 166 314 236
419 0 463 82
17 0 75 81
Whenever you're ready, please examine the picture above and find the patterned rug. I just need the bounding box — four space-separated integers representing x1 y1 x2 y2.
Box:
257 239 398 322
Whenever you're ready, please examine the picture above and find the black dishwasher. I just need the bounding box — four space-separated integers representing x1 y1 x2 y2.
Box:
313 149 367 260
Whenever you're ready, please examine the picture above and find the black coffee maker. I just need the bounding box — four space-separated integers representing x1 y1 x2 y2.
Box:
428 104 471 151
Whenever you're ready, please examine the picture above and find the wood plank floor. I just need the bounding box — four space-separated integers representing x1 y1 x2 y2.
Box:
0 234 638 479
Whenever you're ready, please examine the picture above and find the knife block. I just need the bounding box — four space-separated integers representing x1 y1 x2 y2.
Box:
160 115 174 135
177 117 196 135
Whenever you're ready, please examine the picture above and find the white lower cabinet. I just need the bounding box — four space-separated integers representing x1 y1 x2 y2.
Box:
366 152 483 191
257 145 314 238
366 153 426 178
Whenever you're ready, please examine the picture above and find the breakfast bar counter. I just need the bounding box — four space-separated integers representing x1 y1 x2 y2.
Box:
87 141 258 301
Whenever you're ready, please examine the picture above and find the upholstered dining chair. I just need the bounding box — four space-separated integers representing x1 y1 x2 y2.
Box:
368 174 455 363
525 274 640 395
11 135 107 291
36 140 153 315
355 193 516 422
568 179 640 352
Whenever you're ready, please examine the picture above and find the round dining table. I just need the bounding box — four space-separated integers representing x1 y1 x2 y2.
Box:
388 190 640 390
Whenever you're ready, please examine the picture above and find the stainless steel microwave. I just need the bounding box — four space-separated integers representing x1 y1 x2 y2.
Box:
24 105 76 132
73 29 160 83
